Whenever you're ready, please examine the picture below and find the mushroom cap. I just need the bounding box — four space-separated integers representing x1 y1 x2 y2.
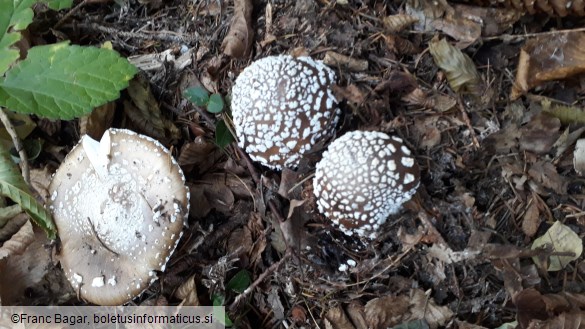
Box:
313 131 420 239
231 55 341 170
48 128 189 305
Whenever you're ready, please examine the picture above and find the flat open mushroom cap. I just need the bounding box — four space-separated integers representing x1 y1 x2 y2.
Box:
48 128 189 305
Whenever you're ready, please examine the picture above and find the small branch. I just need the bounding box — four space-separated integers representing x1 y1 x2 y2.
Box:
75 23 199 44
0 108 30 184
53 0 89 29
228 249 291 312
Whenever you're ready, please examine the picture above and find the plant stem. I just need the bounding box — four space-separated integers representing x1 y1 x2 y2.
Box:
0 108 30 184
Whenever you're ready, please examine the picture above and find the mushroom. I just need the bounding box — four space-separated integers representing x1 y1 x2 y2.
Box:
313 131 420 239
231 55 341 170
48 128 189 305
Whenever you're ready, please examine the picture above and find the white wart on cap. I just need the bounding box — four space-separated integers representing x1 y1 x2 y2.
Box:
313 131 420 239
231 55 341 170
48 128 190 305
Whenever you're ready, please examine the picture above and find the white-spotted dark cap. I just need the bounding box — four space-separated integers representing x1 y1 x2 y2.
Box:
231 55 341 170
48 128 190 305
313 131 420 239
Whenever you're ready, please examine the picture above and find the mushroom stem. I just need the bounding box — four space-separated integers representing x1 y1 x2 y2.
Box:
0 108 29 184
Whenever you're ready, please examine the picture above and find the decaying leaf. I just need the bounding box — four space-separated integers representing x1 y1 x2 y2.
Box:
124 76 180 142
323 51 368 72
364 289 453 329
531 221 583 271
175 275 200 306
382 14 419 33
412 116 442 150
222 0 253 58
0 221 63 305
402 88 456 112
178 137 223 174
512 32 585 100
519 113 561 154
383 34 420 56
365 295 411 328
0 212 32 260
527 161 566 194
79 101 115 140
526 311 585 329
521 194 541 238
409 289 454 329
429 38 483 96
326 304 357 329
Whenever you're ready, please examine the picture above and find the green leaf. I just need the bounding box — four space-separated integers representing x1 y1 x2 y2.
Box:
0 42 137 119
0 142 56 239
10 138 42 162
227 269 251 293
212 293 225 307
43 0 73 10
212 305 232 327
0 0 37 75
207 93 224 113
215 119 234 149
183 86 209 106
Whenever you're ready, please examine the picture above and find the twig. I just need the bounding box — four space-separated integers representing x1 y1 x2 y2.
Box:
53 0 89 29
74 23 199 44
228 249 292 312
0 108 30 184
457 100 480 149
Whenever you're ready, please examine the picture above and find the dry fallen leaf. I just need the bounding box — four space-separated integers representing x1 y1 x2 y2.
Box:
323 51 368 72
175 275 201 306
325 305 355 329
526 311 585 329
531 221 583 271
429 37 483 96
125 76 180 142
512 32 585 100
222 0 253 58
382 14 419 33
365 295 410 328
521 195 541 238
79 101 115 140
409 289 454 329
527 161 566 195
519 112 561 154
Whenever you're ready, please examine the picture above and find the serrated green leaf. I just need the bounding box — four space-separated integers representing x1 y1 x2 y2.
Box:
215 119 234 149
0 142 56 239
207 93 224 113
0 0 37 75
42 0 73 10
227 269 251 293
184 86 209 106
0 42 137 119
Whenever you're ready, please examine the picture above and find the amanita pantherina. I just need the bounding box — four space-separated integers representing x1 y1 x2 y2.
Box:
48 128 189 305
313 131 420 239
231 55 341 170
